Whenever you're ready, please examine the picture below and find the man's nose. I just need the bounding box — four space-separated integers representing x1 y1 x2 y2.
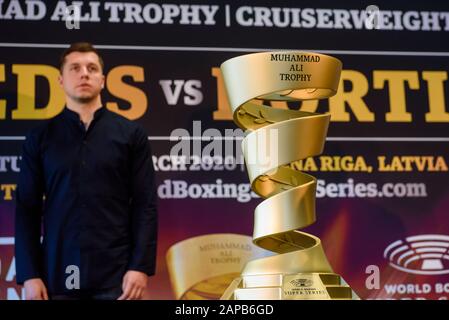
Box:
80 66 89 77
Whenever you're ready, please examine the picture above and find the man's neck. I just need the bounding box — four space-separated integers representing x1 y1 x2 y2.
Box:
66 98 102 126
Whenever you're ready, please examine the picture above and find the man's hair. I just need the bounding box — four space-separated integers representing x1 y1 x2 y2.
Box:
59 42 104 73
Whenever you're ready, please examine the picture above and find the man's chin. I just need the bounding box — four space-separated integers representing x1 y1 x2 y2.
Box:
74 95 96 104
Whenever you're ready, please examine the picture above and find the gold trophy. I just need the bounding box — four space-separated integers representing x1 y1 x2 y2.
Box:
219 51 359 300
166 234 272 299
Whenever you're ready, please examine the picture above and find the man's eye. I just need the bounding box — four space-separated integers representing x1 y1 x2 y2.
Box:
89 66 98 72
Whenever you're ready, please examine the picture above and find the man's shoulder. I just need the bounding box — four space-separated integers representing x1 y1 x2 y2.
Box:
25 113 64 139
21 113 64 152
105 109 147 135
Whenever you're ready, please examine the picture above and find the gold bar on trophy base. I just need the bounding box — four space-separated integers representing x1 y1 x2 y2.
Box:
319 273 342 285
243 274 283 288
235 287 283 300
326 286 354 299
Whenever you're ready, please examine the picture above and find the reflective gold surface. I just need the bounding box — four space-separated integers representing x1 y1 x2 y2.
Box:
166 233 271 299
220 51 358 300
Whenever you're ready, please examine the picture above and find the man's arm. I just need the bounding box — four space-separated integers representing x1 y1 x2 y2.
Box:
15 131 48 299
128 126 158 274
119 125 158 300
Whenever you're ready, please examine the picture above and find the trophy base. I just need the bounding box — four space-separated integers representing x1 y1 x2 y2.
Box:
220 273 359 300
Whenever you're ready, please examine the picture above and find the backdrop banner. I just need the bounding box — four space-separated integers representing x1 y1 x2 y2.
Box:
0 0 448 300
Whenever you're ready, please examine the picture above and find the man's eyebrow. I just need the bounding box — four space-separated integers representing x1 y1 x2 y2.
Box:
67 62 99 67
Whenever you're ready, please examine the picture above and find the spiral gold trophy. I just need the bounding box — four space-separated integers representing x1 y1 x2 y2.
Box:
166 234 272 299
219 51 359 300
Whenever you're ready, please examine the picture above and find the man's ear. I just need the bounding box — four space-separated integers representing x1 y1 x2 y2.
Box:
58 74 63 87
101 75 105 89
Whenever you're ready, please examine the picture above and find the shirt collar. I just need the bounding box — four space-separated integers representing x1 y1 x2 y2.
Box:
63 106 106 122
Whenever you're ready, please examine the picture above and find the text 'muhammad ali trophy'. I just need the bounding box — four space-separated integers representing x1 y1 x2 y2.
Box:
219 51 359 300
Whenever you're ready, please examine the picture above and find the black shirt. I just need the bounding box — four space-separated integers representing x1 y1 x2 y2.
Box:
15 106 158 293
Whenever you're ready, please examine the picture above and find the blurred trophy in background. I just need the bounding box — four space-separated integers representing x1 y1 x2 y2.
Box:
166 234 271 299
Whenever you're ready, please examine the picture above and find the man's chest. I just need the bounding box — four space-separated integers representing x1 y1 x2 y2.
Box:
40 126 131 179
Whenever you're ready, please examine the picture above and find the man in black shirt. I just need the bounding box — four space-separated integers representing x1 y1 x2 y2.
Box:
15 42 158 300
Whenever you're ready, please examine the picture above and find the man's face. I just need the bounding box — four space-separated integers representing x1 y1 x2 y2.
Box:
59 51 105 103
